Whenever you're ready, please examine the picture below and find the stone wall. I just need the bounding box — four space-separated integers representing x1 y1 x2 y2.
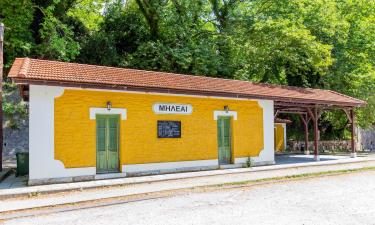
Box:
359 126 375 151
3 116 28 161
287 140 353 153
2 84 29 163
287 126 375 153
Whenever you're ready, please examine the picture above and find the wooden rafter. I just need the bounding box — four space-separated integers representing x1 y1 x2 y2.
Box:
343 108 353 123
274 101 358 159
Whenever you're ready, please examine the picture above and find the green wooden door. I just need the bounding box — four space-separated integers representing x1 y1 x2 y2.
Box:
217 116 232 165
96 115 119 173
96 116 107 172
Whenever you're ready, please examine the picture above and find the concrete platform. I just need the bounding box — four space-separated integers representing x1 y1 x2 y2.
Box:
0 154 372 194
0 174 27 189
0 154 371 193
0 168 13 183
275 154 349 164
1 155 375 213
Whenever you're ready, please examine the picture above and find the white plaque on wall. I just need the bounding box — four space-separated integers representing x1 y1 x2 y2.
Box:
153 103 193 115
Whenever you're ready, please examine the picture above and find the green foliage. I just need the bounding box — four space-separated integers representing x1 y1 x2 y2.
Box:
235 18 333 86
245 157 253 168
34 4 80 61
322 0 375 128
67 0 108 31
8 119 20 130
78 2 150 66
78 32 119 66
3 82 18 92
1 0 374 136
2 82 27 130
0 0 34 69
0 0 88 67
2 102 27 117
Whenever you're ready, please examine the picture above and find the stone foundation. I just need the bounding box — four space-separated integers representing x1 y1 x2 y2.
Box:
288 140 354 153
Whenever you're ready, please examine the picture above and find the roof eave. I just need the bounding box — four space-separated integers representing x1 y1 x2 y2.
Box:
11 77 366 107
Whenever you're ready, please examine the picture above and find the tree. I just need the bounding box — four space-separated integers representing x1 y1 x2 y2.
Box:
1 0 374 135
33 3 81 61
67 0 108 31
323 0 375 128
0 0 34 70
135 0 166 40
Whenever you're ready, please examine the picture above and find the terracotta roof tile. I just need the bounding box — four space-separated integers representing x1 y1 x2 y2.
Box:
9 58 366 107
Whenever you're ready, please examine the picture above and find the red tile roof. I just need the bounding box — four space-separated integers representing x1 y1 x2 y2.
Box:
9 58 365 107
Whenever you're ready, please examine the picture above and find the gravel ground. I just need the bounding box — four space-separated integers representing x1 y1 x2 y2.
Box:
4 171 375 225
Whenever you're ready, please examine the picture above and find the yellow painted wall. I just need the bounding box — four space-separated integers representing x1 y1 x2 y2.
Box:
274 124 285 152
54 89 264 168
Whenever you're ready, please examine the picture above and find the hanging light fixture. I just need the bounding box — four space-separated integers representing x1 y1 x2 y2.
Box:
224 105 229 112
107 101 112 111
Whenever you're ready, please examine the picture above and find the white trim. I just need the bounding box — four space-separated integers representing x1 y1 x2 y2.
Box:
213 111 238 120
29 85 97 180
43 85 270 102
122 159 219 173
89 107 127 120
250 100 275 164
234 157 248 164
234 157 275 166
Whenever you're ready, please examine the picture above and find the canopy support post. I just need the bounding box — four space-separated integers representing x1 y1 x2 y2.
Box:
343 108 357 158
307 107 320 161
313 107 319 161
350 109 356 158
299 113 310 155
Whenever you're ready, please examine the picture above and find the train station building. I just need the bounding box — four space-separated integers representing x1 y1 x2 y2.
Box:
8 58 365 185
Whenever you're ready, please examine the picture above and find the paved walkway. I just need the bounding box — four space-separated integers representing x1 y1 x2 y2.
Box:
0 169 13 183
1 155 375 213
0 175 27 189
275 154 348 164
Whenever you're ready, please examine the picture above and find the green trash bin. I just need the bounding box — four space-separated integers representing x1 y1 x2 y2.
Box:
16 152 29 176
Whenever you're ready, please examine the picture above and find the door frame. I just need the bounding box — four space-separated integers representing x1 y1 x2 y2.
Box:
96 114 120 174
217 115 233 165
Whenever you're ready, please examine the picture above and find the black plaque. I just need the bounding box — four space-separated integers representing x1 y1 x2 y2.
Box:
157 121 181 138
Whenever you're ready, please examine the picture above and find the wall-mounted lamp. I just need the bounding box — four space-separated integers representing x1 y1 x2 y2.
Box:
224 105 229 113
107 101 112 111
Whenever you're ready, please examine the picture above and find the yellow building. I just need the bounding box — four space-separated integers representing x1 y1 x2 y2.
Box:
274 123 287 152
8 58 365 185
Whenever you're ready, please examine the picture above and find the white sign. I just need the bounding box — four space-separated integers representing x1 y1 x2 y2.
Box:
153 103 193 115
